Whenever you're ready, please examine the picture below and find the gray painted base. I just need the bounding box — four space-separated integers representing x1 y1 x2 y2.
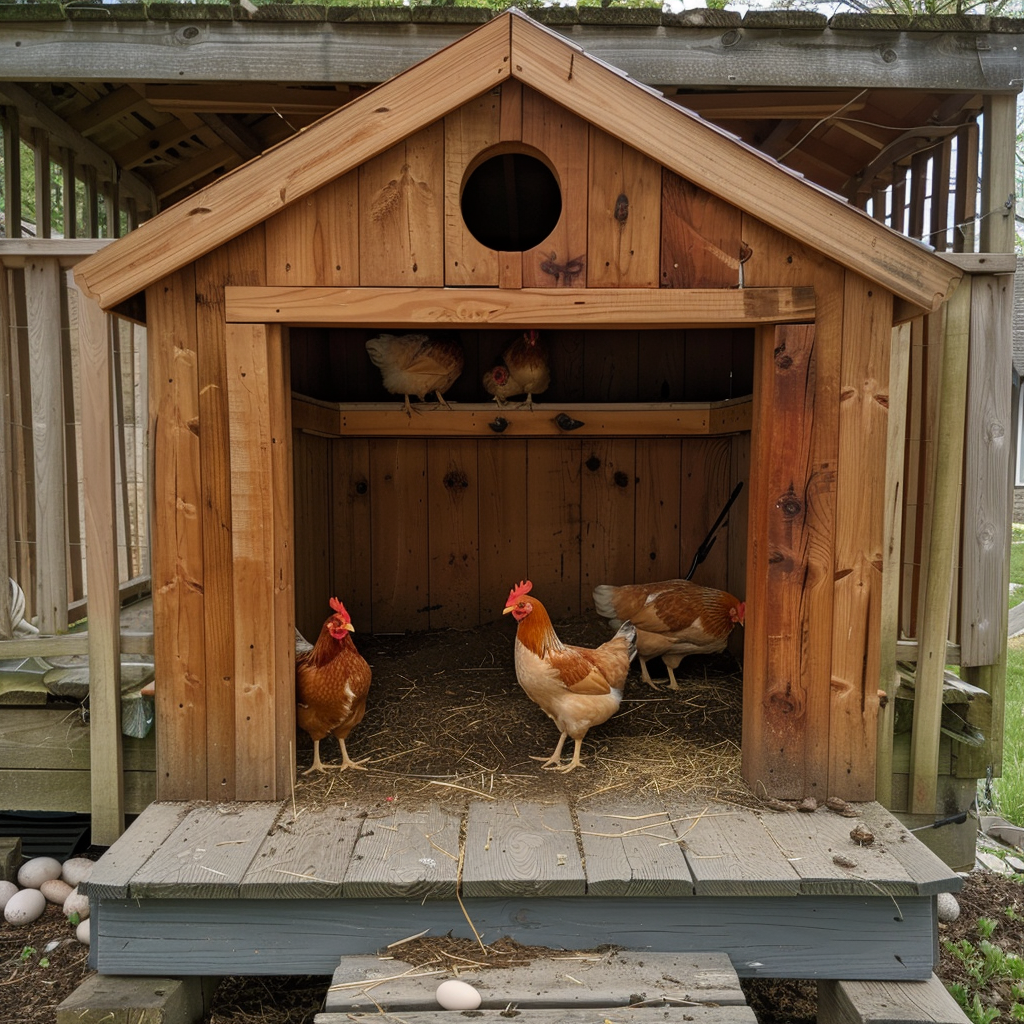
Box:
92 893 936 980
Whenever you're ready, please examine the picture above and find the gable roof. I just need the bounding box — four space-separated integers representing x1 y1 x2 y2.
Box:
73 9 961 312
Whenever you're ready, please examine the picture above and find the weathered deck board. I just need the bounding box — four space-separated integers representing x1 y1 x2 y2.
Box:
239 805 361 899
462 800 585 898
818 974 971 1024
128 802 282 898
315 1009 758 1024
664 804 802 897
575 802 693 897
91 893 937 978
343 804 460 900
324 951 745 1013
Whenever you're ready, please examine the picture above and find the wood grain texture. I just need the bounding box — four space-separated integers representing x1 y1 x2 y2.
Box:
660 173 743 289
634 439 682 583
679 438 731 589
427 438 480 628
359 122 445 287
979 95 1016 254
478 439 528 621
507 15 959 311
73 14 512 308
829 274 892 800
344 803 459 899
330 437 373 632
129 802 282 898
315 1011 755 1024
580 439 635 609
226 322 279 800
239 805 361 899
76 290 124 843
292 432 333 642
225 285 817 328
462 800 585 897
586 128 660 288
195 228 267 800
445 94 500 287
146 268 208 802
521 86 589 289
818 974 971 1024
265 173 360 287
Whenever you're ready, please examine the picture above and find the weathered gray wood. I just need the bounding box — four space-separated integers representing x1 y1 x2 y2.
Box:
0 238 116 262
343 803 460 900
315 1009 758 1024
82 802 190 899
961 273 1013 666
462 800 585 898
0 631 154 657
128 802 283 898
757 808 921 896
324 951 744 1012
665 803 801 897
0 262 13 638
936 252 1017 273
91 893 937 978
0 768 154 816
0 836 20 882
55 973 214 1024
818 974 971 1024
25 256 67 634
576 801 693 897
980 94 1017 253
0 20 1020 92
239 805 362 899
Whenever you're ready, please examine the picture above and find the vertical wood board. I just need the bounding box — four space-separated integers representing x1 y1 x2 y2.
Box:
478 439 528 620
634 439 682 583
580 439 636 610
329 437 373 632
660 173 743 289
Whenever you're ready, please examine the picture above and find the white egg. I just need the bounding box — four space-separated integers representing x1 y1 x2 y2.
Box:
435 979 482 1010
17 856 62 890
61 857 96 887
0 881 18 912
40 878 73 905
4 887 46 925
75 918 91 945
63 888 90 921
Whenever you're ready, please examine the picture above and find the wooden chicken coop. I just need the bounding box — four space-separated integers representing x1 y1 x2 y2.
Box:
66 7 970 817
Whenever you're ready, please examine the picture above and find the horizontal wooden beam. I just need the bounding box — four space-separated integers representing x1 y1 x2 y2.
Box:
937 251 1018 274
292 397 753 439
0 632 154 658
227 286 815 328
0 237 115 266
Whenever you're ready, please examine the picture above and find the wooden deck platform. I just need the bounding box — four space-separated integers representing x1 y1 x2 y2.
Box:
81 797 960 981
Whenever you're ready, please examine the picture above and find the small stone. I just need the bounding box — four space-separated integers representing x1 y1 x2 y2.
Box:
826 797 859 817
833 854 857 869
797 797 818 813
937 892 960 922
850 824 875 846
765 798 797 812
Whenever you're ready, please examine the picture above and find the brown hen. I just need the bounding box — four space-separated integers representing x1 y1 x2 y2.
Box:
483 330 550 409
296 597 372 773
365 332 464 415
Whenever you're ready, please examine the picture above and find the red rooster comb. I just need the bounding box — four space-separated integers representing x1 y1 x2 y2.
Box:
506 580 532 607
329 597 351 624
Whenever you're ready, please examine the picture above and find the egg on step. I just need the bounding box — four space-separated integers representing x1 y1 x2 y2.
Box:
435 979 482 1010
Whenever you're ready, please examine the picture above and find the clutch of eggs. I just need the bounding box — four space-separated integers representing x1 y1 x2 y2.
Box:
435 979 481 1010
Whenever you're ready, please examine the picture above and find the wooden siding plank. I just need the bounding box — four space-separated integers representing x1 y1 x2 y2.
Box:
226 285 817 328
497 80 525 289
80 802 191 899
526 440 581 618
960 275 1012 667
728 431 751 604
876 322 912 808
679 438 731 590
369 438 430 632
580 439 635 610
343 803 459 900
239 805 361 899
129 802 283 898
292 432 332 642
73 15 513 309
575 800 693 897
634 439 682 583
818 974 971 1024
265 173 360 288
478 439 528 621
91 893 938 979
77 291 124 844
0 769 153 817
25 257 67 633
663 803 801 897
195 229 267 800
427 438 480 628
507 17 958 312
359 122 445 288
586 129 660 289
445 94 500 287
330 438 373 632
829 274 893 800
226 321 280 800
521 87 588 289
462 799 585 897
146 268 208 802
910 280 971 815
660 173 743 289
637 328 687 403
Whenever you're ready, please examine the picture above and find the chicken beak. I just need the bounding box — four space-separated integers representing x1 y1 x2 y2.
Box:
502 606 514 615
344 622 355 632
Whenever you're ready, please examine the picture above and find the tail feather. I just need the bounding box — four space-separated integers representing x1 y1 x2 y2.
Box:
593 584 624 629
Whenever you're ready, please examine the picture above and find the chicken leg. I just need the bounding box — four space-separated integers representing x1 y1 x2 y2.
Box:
303 737 370 774
531 732 587 772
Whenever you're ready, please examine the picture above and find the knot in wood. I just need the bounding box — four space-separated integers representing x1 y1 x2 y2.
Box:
585 455 602 472
776 489 802 519
614 193 629 224
613 471 629 488
355 481 368 496
443 469 469 490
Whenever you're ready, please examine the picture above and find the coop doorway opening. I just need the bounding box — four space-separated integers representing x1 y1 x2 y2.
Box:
461 147 562 252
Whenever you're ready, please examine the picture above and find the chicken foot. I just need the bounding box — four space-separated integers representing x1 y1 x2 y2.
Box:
531 732 586 772
303 737 370 774
639 656 683 691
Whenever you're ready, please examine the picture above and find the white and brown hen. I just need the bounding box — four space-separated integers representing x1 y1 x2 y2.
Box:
365 332 464 415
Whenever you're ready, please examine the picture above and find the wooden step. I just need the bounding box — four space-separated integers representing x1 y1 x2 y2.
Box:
315 1009 758 1023
818 974 971 1024
323 950 750 1016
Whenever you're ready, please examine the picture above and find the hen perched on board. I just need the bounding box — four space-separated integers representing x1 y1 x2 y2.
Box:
503 580 636 772
593 579 744 691
365 332 464 415
482 330 550 409
295 597 372 773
